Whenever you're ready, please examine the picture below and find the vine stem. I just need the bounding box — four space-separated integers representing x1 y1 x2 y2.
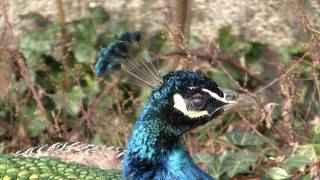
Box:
238 112 283 154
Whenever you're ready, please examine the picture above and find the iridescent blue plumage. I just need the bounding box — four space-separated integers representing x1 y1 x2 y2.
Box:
122 71 223 180
95 31 141 76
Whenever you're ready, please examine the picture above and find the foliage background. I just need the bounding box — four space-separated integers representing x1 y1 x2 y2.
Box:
0 0 319 179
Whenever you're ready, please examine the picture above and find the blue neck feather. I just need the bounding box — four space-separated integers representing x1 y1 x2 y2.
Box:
122 93 213 180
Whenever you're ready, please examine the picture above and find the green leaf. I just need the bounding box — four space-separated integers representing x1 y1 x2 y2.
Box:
68 86 83 115
312 134 320 144
83 75 101 94
52 86 83 116
277 45 304 65
224 151 258 177
0 142 4 153
266 167 291 180
245 42 267 61
225 131 264 146
194 151 233 179
195 150 258 178
297 144 320 161
216 26 235 53
89 6 109 25
0 127 6 136
91 134 104 145
19 12 50 28
73 19 97 44
73 43 96 63
20 26 59 66
209 151 231 178
300 174 311 180
194 151 215 164
147 31 166 52
314 125 320 135
284 155 310 172
209 69 238 90
22 106 47 137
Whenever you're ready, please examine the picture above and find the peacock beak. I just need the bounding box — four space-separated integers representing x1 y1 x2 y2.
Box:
219 88 257 111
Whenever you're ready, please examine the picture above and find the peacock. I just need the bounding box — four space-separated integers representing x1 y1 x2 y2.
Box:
0 32 256 179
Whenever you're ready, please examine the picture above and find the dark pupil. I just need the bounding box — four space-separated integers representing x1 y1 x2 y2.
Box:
191 96 205 110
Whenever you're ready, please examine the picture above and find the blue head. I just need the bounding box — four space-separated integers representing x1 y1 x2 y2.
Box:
123 70 255 179
145 71 255 135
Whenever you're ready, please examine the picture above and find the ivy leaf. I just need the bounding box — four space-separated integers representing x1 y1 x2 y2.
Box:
284 155 310 172
147 31 167 52
224 150 258 177
216 25 235 53
19 12 50 29
53 86 83 116
195 150 258 178
194 151 215 165
20 26 59 66
312 134 320 144
266 167 291 180
209 69 238 90
0 126 6 136
0 142 4 153
297 144 320 161
89 6 109 25
245 42 267 61
225 131 264 146
278 45 305 65
22 106 47 137
74 43 96 63
73 19 97 44
208 151 230 178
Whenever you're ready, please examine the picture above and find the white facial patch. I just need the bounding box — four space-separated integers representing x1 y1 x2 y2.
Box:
173 94 209 118
202 89 237 104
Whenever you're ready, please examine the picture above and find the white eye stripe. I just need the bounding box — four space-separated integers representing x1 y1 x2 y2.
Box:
173 94 188 113
173 93 209 118
202 89 236 104
185 111 209 118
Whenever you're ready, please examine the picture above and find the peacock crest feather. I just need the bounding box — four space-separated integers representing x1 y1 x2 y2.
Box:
95 31 141 76
95 31 163 88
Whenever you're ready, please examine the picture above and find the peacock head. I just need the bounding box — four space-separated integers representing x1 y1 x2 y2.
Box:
95 31 255 137
145 70 255 136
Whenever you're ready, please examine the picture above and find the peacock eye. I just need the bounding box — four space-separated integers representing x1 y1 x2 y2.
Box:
190 94 206 110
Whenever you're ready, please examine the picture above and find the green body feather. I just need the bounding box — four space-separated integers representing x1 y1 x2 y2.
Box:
0 155 121 180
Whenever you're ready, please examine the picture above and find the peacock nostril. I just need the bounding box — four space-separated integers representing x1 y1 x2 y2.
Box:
226 93 239 101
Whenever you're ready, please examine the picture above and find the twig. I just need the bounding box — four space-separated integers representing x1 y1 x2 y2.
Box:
0 0 16 45
175 0 192 39
299 1 320 107
0 1 53 133
254 53 309 94
70 78 117 134
55 0 72 91
56 0 68 40
159 50 273 90
238 112 283 154
300 10 320 104
78 85 112 125
16 53 53 132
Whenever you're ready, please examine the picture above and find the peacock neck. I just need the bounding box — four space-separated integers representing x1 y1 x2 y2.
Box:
122 100 213 180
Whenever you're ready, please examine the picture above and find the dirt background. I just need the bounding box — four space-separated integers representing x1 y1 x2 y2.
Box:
3 0 320 45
